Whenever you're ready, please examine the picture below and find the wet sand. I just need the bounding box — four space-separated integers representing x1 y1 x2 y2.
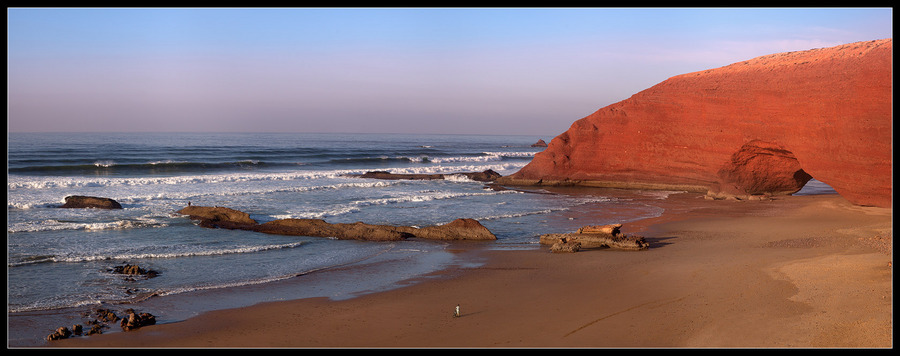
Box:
48 193 892 348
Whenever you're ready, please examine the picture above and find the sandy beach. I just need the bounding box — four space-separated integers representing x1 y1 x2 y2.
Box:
46 192 892 348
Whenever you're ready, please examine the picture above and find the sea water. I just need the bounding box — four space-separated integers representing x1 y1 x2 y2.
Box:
7 132 834 346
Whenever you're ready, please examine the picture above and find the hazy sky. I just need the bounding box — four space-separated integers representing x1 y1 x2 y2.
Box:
7 7 893 135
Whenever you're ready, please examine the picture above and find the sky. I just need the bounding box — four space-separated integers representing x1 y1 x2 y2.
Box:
7 7 893 136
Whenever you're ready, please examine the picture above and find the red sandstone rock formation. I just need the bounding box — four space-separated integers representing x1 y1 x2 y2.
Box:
498 39 892 207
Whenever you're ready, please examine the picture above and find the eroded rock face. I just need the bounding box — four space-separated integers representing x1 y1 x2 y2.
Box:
498 39 892 207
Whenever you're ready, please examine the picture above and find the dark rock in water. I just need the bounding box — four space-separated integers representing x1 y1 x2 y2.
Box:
47 308 157 340
110 264 159 278
531 139 548 147
457 169 502 182
60 195 122 209
94 308 120 323
176 206 258 230
356 171 445 180
346 169 502 182
540 223 648 251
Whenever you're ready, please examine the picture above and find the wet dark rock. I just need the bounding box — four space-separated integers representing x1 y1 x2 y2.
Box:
345 169 502 182
120 309 156 331
60 195 122 209
110 264 159 278
176 205 258 230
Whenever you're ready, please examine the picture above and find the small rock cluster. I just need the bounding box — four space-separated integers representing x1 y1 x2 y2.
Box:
46 308 156 341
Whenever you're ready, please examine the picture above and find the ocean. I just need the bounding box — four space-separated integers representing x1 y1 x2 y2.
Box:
6 132 836 346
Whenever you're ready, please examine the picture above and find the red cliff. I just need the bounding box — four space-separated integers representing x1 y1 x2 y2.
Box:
498 39 892 208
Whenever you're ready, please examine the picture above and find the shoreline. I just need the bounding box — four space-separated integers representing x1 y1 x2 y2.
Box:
40 193 892 348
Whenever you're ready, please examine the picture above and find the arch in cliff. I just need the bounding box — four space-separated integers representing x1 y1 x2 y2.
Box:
710 140 813 199
498 39 892 207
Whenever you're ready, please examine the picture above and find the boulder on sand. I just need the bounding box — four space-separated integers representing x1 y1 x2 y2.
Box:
541 223 648 251
60 196 122 209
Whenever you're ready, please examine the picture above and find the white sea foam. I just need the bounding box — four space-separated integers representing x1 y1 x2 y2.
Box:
426 151 535 164
8 241 308 267
279 189 522 220
6 162 527 191
7 217 170 233
443 174 476 182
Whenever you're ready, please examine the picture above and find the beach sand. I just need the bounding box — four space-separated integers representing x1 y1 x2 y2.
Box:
48 193 892 348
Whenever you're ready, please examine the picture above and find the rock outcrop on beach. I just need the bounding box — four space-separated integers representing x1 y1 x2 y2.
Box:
179 205 496 241
346 169 502 182
255 218 496 241
60 196 122 209
119 309 157 331
253 219 416 241
46 308 156 341
399 218 497 240
541 223 649 251
497 39 892 208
